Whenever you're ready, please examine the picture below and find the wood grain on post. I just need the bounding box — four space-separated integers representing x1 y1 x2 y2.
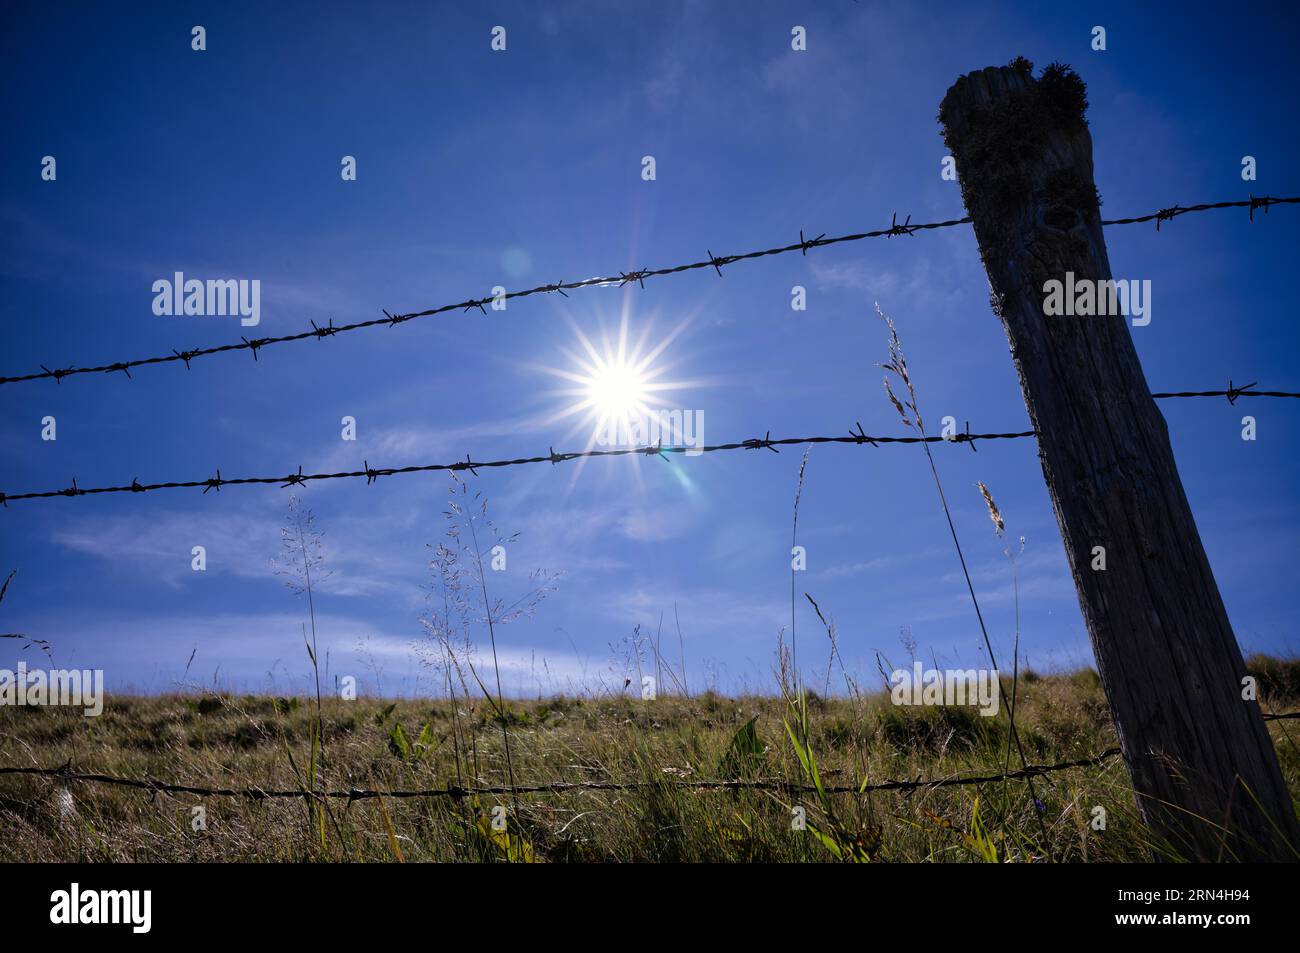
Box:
939 60 1297 860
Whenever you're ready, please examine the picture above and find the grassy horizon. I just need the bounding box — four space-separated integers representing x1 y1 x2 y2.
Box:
2 658 1296 862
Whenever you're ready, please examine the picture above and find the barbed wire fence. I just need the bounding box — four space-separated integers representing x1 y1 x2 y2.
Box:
1 192 1297 816
1 194 1297 508
0 749 1128 801
5 712 1300 805
2 428 1038 505
3 386 1296 505
1149 384 1300 401
1 195 1295 387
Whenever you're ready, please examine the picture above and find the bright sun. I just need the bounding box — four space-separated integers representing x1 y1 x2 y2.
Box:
536 309 698 457
587 358 648 420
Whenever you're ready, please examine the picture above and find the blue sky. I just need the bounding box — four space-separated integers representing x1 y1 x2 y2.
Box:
1 1 1297 697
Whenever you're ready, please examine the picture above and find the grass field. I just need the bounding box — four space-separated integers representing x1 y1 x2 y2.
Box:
2 657 1296 862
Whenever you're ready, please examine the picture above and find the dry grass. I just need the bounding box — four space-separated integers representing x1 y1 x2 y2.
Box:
2 664 1296 862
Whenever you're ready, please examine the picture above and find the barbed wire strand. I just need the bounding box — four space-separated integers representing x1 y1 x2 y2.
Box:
2 195 1295 387
5 374 1296 506
0 748 1125 801
6 714 1296 801
0 427 1037 506
1150 383 1300 402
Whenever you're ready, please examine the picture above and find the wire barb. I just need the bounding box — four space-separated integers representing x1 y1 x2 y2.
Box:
743 431 780 454
310 319 338 340
642 438 671 462
952 420 979 452
1226 379 1258 405
849 422 878 447
1154 205 1188 230
280 466 307 489
799 229 826 255
886 212 917 237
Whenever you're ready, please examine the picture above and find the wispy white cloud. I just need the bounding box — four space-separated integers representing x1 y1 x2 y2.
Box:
314 416 544 475
594 583 788 645
6 605 647 697
819 556 896 578
48 504 425 605
810 255 965 314
615 501 697 543
50 512 280 589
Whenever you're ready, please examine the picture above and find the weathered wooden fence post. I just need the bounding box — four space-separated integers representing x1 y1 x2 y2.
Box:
939 60 1298 861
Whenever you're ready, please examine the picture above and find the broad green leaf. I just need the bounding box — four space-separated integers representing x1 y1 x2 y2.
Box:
388 722 412 761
